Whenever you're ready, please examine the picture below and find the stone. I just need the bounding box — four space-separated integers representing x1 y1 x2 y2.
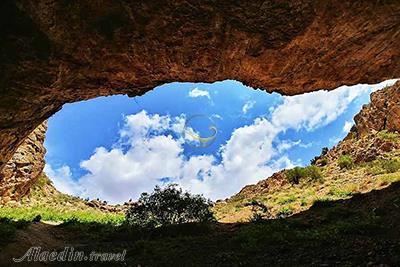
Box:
1 0 400 169
355 82 400 137
0 123 47 204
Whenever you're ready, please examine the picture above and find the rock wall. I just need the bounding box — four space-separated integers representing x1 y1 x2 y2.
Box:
0 123 47 204
0 0 399 170
355 81 400 137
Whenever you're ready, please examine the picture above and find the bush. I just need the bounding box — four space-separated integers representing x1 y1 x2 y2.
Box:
338 155 353 169
286 167 306 184
249 212 264 223
277 207 293 218
304 165 322 180
381 159 400 173
377 130 398 141
286 166 322 184
310 156 319 165
246 200 269 222
125 184 215 228
319 158 328 166
310 147 329 165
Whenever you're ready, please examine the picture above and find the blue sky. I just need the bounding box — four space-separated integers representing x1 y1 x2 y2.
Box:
44 79 397 203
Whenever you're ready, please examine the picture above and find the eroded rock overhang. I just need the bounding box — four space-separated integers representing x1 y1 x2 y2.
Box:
0 0 399 169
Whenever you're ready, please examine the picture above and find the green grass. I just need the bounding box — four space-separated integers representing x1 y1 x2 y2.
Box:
365 159 400 175
377 173 400 186
328 187 354 198
0 205 124 225
277 195 297 205
277 206 293 218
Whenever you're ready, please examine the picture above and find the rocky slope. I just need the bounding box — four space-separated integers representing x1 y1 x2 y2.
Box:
1 0 399 169
17 173 128 213
215 81 400 222
0 123 47 204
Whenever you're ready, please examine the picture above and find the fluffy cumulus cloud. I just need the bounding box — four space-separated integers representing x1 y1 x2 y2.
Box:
188 88 210 99
44 164 81 196
45 80 398 203
272 84 370 131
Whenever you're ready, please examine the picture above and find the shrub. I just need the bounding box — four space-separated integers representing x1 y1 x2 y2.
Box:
249 212 264 223
338 155 353 169
328 187 353 198
377 130 398 141
125 184 215 228
304 165 322 180
381 159 400 173
277 195 296 205
286 166 322 184
319 158 328 166
277 207 293 218
310 147 329 165
286 167 306 184
246 200 269 222
310 156 319 165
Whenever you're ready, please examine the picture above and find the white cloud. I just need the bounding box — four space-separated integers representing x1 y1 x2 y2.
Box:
343 121 353 133
44 164 81 196
271 80 398 132
45 80 398 203
46 111 290 203
272 86 362 131
188 88 210 99
242 100 255 114
329 136 342 145
277 140 302 153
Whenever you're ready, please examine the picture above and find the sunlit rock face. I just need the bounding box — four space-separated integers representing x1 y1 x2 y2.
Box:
355 81 400 137
0 123 47 204
0 0 399 169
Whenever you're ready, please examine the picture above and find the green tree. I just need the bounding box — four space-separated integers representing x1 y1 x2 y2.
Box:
125 184 215 228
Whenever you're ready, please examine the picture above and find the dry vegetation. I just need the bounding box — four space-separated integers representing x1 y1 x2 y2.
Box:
214 131 400 223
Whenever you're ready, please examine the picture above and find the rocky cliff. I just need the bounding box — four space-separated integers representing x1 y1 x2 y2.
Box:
0 123 47 204
355 81 400 137
1 0 399 170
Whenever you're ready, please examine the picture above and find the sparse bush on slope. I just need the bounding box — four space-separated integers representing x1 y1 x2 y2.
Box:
285 166 322 184
381 159 400 173
338 155 354 169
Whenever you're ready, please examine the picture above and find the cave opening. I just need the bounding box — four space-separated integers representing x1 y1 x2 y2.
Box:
40 79 398 204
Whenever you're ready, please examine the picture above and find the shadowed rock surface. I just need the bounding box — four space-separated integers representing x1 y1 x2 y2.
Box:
0 123 47 204
1 0 399 169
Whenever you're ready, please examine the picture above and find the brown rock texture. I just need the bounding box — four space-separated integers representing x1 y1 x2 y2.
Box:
354 81 400 137
0 123 47 204
234 172 288 199
0 0 399 170
324 81 400 163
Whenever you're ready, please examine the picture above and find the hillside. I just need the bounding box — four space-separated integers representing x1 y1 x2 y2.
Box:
0 173 124 224
215 81 400 222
